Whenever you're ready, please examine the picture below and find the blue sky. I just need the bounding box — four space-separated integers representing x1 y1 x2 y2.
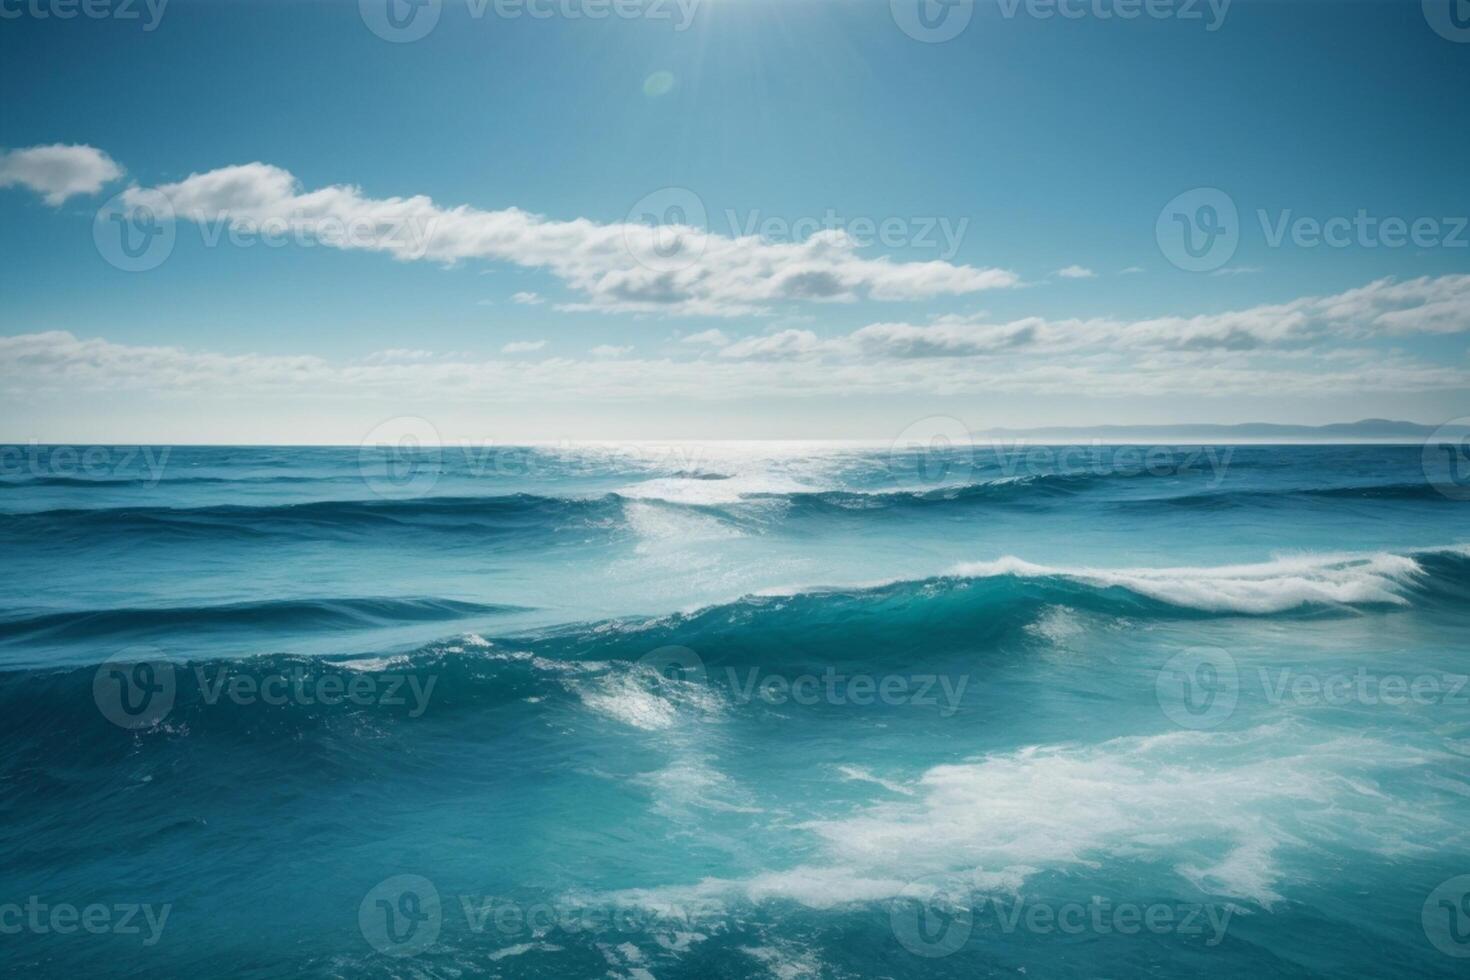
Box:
1 0 1468 441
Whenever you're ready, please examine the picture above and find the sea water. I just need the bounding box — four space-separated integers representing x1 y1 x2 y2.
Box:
1 442 1468 977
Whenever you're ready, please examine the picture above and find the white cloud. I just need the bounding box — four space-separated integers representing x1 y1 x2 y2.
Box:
1120 266 1144 275
501 339 547 353
511 291 544 305
2 328 1463 407
0 144 123 205
719 329 823 361
4 277 1468 421
363 348 435 363
124 161 1019 317
681 329 730 347
1055 265 1097 279
831 274 1470 359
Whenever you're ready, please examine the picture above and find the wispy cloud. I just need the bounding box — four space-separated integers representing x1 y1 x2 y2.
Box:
511 291 544 305
1055 264 1098 279
3 327 1462 406
501 339 547 353
121 160 1020 317
681 329 730 347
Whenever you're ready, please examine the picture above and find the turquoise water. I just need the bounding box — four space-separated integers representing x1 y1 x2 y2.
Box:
2 442 1469 977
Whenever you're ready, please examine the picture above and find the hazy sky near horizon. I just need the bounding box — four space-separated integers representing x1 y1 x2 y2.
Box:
2 0 1469 442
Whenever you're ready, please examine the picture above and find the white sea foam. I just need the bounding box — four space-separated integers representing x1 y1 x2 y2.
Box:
487 941 563 961
952 550 1427 613
570 662 723 731
622 500 742 546
587 723 1449 913
836 765 915 797
740 942 824 979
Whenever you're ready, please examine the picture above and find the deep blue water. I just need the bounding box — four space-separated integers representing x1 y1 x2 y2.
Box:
2 442 1469 978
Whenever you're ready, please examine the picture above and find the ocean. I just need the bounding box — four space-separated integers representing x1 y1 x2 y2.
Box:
2 441 1468 978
